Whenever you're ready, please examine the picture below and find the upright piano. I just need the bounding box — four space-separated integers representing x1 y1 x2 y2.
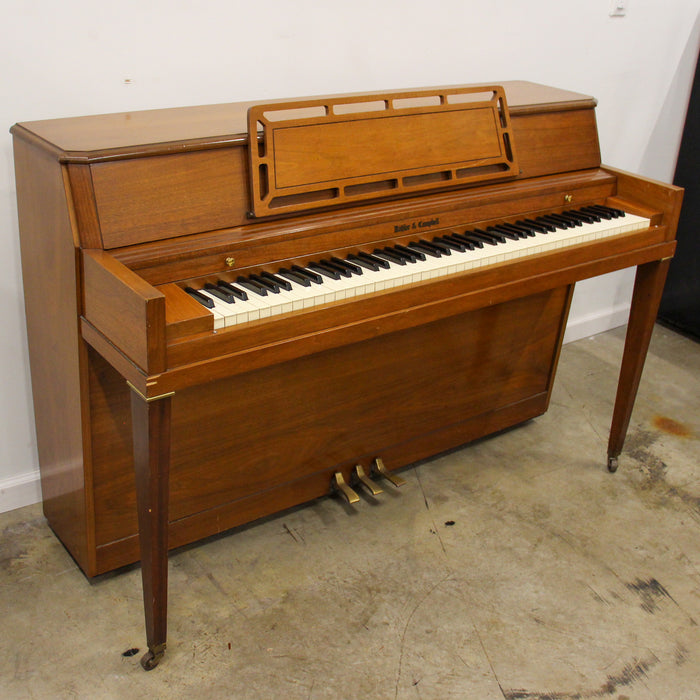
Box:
11 82 682 669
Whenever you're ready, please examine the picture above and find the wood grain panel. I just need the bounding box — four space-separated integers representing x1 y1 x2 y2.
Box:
513 109 600 178
12 136 93 573
273 109 502 187
89 288 567 563
90 148 250 248
82 250 165 372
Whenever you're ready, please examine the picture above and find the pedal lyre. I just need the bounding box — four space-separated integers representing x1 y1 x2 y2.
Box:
372 457 406 487
331 472 360 504
352 464 383 496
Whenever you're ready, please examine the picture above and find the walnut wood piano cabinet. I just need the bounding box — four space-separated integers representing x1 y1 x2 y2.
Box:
11 82 682 669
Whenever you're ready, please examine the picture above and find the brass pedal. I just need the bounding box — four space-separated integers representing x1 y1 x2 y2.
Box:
352 464 383 496
331 472 360 504
372 457 406 488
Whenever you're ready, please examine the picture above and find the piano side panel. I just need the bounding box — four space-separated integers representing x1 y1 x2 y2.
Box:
82 250 166 374
87 286 570 574
12 136 94 574
604 165 684 240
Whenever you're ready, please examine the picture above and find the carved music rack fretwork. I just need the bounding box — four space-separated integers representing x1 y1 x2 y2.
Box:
247 85 518 217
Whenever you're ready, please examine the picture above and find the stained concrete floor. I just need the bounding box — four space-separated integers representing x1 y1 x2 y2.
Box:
2 324 700 700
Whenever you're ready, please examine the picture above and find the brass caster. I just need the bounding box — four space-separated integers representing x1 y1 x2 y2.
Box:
372 457 406 488
331 472 360 504
352 464 383 496
140 643 166 670
607 455 619 473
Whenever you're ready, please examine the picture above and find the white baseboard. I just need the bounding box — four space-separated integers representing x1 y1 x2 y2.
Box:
564 305 630 345
0 470 42 514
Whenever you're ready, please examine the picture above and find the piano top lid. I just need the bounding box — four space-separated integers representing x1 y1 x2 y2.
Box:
10 81 596 163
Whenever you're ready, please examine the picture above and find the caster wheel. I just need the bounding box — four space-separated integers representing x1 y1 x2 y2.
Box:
140 646 165 670
607 456 619 473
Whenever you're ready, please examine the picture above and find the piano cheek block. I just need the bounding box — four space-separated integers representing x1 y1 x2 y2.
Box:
11 80 681 668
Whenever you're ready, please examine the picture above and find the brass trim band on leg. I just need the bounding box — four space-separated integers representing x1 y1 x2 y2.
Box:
127 381 175 403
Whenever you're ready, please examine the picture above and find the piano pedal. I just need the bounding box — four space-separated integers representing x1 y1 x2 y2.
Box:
352 464 383 496
372 457 406 488
331 472 360 504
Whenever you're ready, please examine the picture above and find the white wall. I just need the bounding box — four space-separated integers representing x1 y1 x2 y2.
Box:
1 0 698 512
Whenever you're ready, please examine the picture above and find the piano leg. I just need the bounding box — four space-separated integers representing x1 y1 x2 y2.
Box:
129 385 173 670
607 257 671 472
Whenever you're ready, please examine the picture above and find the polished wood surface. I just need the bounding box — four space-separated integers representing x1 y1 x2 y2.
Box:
12 137 94 574
607 258 672 468
12 82 593 158
130 388 171 670
11 82 682 668
248 86 517 215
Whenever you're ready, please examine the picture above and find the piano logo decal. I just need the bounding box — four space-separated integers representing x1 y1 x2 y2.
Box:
395 217 440 234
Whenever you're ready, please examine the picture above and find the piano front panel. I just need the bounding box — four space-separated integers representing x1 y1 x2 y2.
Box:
89 148 250 248
115 169 619 286
510 108 601 178
88 286 570 574
61 91 603 252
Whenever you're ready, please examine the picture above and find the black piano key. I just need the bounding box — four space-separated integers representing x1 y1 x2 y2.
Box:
537 216 569 230
185 287 215 309
331 257 363 275
578 208 601 222
565 209 597 224
347 253 379 271
444 234 473 251
581 205 613 221
277 268 311 287
204 282 235 303
373 248 406 265
500 222 535 238
528 217 556 232
593 204 625 218
591 204 617 221
236 276 268 296
547 213 578 228
318 259 352 278
425 238 452 255
387 246 419 263
216 279 249 300
469 229 500 246
459 233 484 248
394 243 425 261
408 241 442 257
555 212 583 227
249 273 281 293
356 251 390 269
518 219 549 233
308 261 342 280
260 270 293 291
292 265 324 284
490 225 522 240
433 236 465 252
478 228 507 243
448 232 476 250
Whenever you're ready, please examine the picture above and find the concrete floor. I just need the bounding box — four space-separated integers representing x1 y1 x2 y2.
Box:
1 324 699 700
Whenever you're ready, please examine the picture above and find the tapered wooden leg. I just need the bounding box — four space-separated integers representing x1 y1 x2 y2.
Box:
129 386 172 670
607 258 671 471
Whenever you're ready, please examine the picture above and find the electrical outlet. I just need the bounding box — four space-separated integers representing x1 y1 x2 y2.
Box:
610 0 627 16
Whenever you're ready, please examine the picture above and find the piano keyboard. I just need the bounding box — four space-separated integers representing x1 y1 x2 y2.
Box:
186 206 651 329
